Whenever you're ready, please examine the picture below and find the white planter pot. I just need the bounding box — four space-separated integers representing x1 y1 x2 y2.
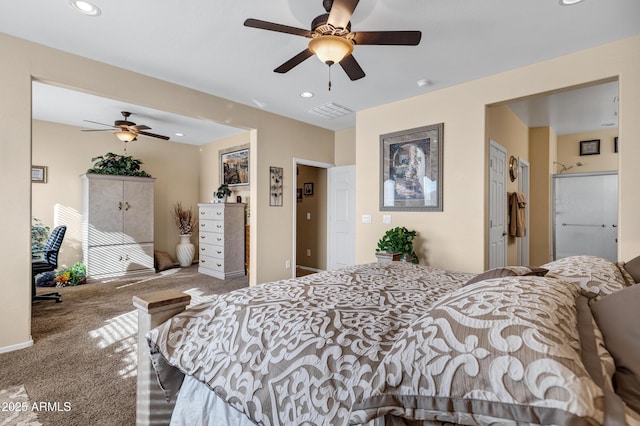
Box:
176 234 195 267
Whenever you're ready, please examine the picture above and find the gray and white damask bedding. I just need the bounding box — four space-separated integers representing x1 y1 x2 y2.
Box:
146 257 640 425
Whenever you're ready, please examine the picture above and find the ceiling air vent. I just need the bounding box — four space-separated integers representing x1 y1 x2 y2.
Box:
308 103 354 119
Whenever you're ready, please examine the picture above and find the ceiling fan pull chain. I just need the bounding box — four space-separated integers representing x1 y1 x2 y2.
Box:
328 64 332 91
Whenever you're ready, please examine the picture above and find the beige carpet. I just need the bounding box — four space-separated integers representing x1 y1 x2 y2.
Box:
0 266 247 426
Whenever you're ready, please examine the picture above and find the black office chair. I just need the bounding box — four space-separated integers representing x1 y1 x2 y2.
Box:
32 225 66 303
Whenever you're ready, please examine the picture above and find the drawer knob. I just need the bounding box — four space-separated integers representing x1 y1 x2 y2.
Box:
201 259 205 263
217 263 222 267
217 212 222 215
201 236 205 239
201 223 205 227
217 224 222 228
217 250 222 254
201 247 205 251
201 211 205 215
217 237 222 241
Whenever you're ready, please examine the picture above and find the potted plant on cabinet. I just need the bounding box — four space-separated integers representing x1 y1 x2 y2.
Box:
375 226 419 264
214 184 232 203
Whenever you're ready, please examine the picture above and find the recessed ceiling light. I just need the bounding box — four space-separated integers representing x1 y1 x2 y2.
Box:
68 0 101 16
417 79 433 88
175 133 184 137
300 92 314 98
559 0 584 5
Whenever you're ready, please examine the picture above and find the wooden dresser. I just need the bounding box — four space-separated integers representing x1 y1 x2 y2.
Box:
197 203 245 279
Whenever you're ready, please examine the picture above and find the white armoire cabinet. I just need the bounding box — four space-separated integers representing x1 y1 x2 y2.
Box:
81 174 156 280
198 203 245 279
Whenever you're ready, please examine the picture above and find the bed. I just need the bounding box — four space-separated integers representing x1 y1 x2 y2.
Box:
135 256 640 425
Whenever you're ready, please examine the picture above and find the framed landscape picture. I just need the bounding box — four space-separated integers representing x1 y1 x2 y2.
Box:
579 139 600 156
380 123 444 212
219 144 249 187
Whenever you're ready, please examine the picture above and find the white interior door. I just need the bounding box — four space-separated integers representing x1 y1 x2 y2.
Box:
489 141 507 268
553 172 618 261
327 165 356 270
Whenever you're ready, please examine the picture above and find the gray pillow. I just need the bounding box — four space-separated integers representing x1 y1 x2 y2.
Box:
591 284 640 413
623 255 640 283
465 266 547 286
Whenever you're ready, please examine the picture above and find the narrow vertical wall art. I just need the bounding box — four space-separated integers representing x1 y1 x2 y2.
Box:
270 166 283 206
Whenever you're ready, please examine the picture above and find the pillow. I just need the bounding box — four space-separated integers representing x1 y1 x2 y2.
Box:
541 255 627 297
622 255 640 283
154 250 177 272
617 261 636 287
350 276 627 425
591 284 640 414
464 265 547 285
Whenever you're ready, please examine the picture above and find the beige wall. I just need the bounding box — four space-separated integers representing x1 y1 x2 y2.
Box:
557 128 619 173
355 36 640 274
334 127 356 166
528 127 557 266
296 165 327 270
487 105 530 265
0 33 334 351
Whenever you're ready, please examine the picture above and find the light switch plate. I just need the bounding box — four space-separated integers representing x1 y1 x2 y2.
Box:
361 215 372 224
383 215 392 224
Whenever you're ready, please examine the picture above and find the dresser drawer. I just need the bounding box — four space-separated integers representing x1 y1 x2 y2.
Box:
200 220 224 234
199 206 224 220
199 255 225 272
199 243 224 259
199 232 224 246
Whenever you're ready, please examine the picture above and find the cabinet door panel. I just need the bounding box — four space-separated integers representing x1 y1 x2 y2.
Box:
87 178 123 246
123 180 154 243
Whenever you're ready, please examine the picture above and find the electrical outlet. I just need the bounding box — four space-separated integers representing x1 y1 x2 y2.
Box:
306 212 311 220
307 249 311 257
383 214 392 224
285 259 291 269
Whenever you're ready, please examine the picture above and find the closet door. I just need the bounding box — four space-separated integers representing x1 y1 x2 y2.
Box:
553 172 618 261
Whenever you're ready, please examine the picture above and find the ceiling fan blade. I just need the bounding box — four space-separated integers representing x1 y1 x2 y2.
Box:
274 49 314 73
137 130 170 140
130 124 151 131
83 120 116 128
353 31 422 46
327 0 359 29
244 18 312 38
339 54 365 81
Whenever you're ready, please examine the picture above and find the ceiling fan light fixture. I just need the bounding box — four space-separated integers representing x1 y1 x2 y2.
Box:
114 130 137 143
308 35 354 65
559 0 584 5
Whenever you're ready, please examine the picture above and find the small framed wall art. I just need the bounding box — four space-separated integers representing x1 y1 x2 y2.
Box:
303 182 314 196
579 139 600 156
220 144 250 187
270 166 283 206
32 165 47 183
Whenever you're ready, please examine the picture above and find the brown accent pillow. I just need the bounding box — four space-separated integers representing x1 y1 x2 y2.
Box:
465 266 548 286
591 284 640 413
154 250 177 272
623 256 640 283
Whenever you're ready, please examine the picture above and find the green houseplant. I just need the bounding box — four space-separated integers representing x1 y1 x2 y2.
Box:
87 152 152 177
32 218 50 259
214 184 232 203
376 226 419 264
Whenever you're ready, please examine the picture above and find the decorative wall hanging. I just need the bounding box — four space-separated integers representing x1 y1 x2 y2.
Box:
303 182 314 196
380 123 444 212
270 166 283 206
220 144 250 187
579 139 600 156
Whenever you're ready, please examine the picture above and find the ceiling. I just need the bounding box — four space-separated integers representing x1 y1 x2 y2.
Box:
2 0 638 144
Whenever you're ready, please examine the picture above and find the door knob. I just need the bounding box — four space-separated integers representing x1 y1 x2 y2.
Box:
502 231 507 236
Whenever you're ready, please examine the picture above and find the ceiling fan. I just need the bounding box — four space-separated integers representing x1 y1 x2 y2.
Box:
82 111 170 142
244 0 421 87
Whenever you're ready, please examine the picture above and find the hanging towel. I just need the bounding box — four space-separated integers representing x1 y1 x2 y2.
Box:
509 191 527 237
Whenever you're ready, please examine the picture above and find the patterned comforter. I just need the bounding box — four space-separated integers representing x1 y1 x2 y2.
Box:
146 257 640 425
146 262 473 425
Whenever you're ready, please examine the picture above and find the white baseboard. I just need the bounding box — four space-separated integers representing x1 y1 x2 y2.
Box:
296 266 323 273
0 338 34 354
